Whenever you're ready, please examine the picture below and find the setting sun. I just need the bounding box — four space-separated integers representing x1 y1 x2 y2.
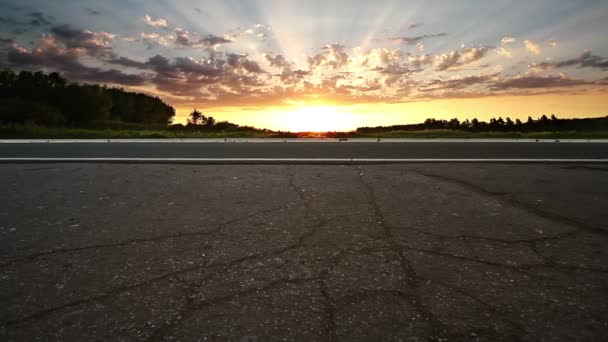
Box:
277 106 363 132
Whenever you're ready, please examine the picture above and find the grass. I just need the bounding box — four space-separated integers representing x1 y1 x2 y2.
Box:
352 129 608 139
0 125 277 139
1 125 608 139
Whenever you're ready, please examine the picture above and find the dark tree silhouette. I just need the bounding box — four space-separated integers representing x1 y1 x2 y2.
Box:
0 69 175 126
189 109 204 125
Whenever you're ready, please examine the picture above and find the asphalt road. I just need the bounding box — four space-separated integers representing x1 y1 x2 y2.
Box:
1 163 607 341
1 141 608 160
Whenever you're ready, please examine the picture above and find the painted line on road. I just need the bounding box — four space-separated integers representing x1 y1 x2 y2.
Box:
1 158 608 164
1 139 608 143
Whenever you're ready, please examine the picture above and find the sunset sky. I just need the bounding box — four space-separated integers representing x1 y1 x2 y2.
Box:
1 0 607 131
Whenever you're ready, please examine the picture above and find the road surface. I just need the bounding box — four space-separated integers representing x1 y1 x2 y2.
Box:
1 141 608 161
1 161 607 341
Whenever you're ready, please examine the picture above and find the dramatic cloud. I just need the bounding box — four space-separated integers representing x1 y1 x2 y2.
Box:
1 3 605 110
524 39 541 55
390 33 447 45
490 74 589 90
226 53 264 73
50 25 116 57
200 34 233 47
434 47 492 71
6 37 146 86
144 14 167 28
173 28 232 48
308 44 350 70
420 73 500 91
107 56 148 69
530 51 608 71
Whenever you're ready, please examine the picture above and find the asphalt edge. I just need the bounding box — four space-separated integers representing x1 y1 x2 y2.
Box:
2 158 608 165
1 139 608 144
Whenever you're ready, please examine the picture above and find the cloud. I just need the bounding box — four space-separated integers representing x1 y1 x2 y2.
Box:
419 72 500 92
548 39 557 47
363 48 402 67
6 37 146 86
501 37 516 44
0 37 13 45
490 74 589 90
107 56 148 69
200 34 233 47
50 25 116 57
308 43 350 70
226 53 265 73
28 11 52 26
372 64 412 75
144 14 168 28
390 33 448 45
407 54 433 69
264 53 309 84
265 53 291 69
434 46 492 71
141 32 173 48
524 39 541 55
173 28 232 48
497 47 513 58
529 51 608 71
85 8 102 16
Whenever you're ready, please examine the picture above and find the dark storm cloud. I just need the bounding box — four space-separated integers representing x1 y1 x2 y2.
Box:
530 51 608 71
390 33 447 45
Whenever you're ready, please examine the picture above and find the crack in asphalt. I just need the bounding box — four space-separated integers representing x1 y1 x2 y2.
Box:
420 277 529 341
0 204 289 268
3 165 607 341
408 169 608 237
354 166 450 340
393 224 582 245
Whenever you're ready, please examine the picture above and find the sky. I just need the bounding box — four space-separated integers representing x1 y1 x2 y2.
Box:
0 0 607 131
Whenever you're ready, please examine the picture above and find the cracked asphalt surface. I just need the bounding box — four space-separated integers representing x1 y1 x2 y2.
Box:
1 163 607 341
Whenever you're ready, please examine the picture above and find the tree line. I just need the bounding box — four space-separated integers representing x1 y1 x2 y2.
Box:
357 115 608 133
0 70 175 127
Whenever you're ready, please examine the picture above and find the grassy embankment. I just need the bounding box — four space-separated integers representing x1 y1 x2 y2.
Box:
2 124 608 139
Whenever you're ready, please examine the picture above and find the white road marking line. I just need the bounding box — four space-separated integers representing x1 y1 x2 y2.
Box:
1 158 607 164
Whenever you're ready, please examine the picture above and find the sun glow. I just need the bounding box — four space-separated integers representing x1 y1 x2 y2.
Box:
277 105 362 132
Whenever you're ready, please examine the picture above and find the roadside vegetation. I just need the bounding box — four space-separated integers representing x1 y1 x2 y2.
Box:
1 69 607 139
